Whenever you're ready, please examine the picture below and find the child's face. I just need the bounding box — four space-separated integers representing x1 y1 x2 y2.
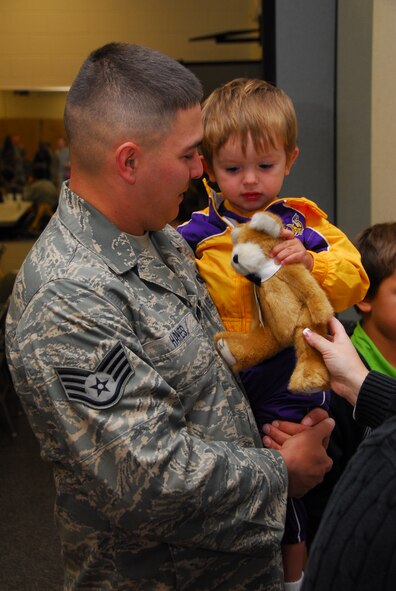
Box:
360 270 396 343
208 134 298 214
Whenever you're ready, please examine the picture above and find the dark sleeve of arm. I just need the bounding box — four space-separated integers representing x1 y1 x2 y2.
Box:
354 371 396 429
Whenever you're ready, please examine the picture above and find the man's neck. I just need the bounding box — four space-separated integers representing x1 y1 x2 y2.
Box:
68 175 145 235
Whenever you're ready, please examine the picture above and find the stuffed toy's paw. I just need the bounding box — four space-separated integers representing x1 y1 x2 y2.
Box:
288 351 330 394
216 337 237 367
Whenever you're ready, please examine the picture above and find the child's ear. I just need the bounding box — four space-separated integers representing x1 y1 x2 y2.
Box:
285 147 299 176
355 299 372 314
201 156 216 182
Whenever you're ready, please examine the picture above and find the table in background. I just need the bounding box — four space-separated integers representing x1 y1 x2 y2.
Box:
0 199 33 227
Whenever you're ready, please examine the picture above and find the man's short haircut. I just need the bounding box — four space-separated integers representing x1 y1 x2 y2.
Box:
354 222 396 299
201 78 298 169
64 42 203 171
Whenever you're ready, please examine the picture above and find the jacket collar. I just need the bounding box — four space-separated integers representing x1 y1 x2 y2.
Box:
58 183 144 274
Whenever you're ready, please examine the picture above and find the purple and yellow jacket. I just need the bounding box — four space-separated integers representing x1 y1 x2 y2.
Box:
178 182 369 426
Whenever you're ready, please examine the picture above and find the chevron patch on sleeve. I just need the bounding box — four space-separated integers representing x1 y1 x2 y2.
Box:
55 342 134 409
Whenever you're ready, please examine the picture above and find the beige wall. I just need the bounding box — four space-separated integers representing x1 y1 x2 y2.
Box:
337 0 396 239
1 1 395 227
371 1 396 224
0 91 67 157
0 91 67 118
0 0 261 90
0 0 261 156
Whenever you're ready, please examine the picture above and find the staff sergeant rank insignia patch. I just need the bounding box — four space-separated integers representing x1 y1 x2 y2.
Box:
56 342 134 409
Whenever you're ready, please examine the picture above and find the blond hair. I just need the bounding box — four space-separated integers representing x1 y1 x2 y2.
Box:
201 78 297 169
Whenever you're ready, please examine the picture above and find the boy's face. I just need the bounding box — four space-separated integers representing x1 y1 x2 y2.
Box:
207 134 298 214
359 270 396 343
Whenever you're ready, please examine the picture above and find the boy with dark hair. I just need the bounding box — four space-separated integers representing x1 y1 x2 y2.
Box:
351 222 396 375
302 222 396 549
329 222 396 467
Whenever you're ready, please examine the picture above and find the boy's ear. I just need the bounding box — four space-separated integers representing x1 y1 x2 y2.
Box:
355 299 372 314
201 156 216 182
116 142 140 184
285 147 299 176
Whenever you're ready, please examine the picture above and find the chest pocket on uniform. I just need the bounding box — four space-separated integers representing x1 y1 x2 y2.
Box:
142 312 216 395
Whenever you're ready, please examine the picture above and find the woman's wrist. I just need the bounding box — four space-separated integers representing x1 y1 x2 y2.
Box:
344 366 370 406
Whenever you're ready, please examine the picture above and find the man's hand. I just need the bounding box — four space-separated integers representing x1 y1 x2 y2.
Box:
265 414 335 498
271 227 314 271
262 407 330 449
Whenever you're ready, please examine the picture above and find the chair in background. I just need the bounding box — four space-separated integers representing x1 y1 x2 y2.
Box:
0 297 17 437
28 201 54 235
0 243 18 437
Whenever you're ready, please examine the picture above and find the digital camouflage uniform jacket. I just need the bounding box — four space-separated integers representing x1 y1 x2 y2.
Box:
6 184 287 591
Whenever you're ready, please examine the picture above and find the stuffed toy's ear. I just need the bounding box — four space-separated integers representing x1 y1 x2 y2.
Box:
250 212 282 237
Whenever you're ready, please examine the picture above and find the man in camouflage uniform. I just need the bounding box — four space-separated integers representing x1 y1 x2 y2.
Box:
5 43 334 590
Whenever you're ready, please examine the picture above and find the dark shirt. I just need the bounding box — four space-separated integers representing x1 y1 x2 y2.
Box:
302 412 396 591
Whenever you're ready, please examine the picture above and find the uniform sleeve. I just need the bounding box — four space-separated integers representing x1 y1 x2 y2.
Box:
306 214 369 312
10 281 287 557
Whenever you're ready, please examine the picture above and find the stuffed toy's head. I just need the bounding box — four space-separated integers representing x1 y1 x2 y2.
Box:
215 211 334 394
230 212 283 285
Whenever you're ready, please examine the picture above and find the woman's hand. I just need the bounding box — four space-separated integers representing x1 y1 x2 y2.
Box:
302 317 369 405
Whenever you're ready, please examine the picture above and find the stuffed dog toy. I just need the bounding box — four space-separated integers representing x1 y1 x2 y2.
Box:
215 211 334 394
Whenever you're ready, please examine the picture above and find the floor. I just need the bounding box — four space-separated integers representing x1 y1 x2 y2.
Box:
0 237 63 589
0 403 64 590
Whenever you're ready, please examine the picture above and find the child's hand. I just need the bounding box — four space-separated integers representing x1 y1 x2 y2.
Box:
271 228 314 271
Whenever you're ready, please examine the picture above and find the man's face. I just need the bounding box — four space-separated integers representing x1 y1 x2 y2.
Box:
134 105 203 233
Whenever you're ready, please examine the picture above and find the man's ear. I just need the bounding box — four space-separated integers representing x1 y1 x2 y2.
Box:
116 142 140 184
285 147 299 176
355 299 372 315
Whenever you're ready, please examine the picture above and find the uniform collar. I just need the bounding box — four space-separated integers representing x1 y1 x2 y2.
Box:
58 183 144 274
57 184 196 304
